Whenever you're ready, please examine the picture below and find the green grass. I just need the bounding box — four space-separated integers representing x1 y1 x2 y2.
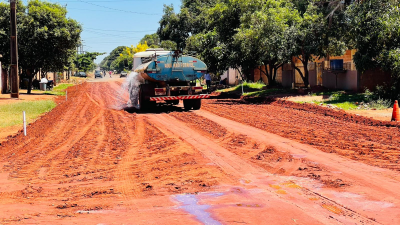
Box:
301 91 392 110
0 100 56 128
243 88 297 97
31 83 74 96
217 81 296 97
46 83 74 96
217 81 266 93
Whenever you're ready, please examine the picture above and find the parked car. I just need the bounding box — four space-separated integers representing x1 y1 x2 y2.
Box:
74 72 87 78
120 71 128 78
95 70 102 78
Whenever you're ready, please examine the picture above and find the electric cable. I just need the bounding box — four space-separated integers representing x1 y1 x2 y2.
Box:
77 0 161 15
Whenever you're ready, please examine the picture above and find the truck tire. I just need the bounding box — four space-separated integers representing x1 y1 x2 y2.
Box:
183 99 193 110
139 85 156 110
192 99 201 110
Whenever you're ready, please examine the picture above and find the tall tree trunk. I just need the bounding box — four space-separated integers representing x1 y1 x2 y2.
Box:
272 64 283 82
268 62 275 87
235 66 246 81
302 56 310 88
259 66 272 85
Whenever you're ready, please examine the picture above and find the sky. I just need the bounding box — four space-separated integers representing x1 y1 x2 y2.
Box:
13 0 182 64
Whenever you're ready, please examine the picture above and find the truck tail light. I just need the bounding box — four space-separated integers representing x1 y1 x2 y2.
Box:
193 86 203 93
154 88 166 96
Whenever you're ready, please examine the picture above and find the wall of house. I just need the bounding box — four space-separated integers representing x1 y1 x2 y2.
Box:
358 68 391 92
309 70 317 87
282 70 293 88
253 65 283 85
322 70 358 91
224 68 241 86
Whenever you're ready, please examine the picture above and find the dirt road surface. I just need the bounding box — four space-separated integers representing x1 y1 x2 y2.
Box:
0 80 399 224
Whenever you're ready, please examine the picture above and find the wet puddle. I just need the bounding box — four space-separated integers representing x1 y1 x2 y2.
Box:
175 193 223 225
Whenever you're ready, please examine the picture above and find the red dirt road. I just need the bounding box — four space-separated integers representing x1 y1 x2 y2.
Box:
0 81 399 224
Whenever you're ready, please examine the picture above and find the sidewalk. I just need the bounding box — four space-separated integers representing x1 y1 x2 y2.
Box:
0 91 56 105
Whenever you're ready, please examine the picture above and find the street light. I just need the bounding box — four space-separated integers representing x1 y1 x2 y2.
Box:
10 0 19 98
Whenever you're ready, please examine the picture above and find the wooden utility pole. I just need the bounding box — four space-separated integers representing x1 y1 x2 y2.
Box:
10 0 19 98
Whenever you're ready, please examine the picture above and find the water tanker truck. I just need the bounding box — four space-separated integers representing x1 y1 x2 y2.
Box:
132 49 209 110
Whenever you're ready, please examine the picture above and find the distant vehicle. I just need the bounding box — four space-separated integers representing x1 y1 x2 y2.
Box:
120 71 128 78
95 71 102 78
74 72 87 78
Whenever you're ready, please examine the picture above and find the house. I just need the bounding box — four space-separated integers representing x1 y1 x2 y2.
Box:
251 50 391 92
221 68 242 86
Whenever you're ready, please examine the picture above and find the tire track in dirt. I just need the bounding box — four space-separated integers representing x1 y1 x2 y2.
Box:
114 113 143 199
184 110 400 224
0 86 87 162
16 83 113 182
1 87 96 181
146 113 378 225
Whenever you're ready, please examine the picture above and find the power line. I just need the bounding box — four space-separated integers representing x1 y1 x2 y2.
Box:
84 30 140 38
84 27 155 33
77 0 161 15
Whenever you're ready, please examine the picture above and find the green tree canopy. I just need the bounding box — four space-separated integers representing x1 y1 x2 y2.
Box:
75 52 104 72
347 0 400 100
99 46 126 70
140 33 160 48
234 0 301 85
0 1 25 68
0 0 82 93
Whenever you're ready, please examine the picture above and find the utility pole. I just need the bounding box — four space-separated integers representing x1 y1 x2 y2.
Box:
10 0 19 98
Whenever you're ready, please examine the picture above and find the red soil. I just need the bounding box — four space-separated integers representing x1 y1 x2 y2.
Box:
0 81 399 224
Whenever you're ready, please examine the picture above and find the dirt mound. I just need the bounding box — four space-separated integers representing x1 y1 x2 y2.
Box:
203 99 400 171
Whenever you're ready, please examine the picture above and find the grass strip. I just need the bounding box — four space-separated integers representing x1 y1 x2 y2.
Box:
44 83 74 96
0 100 56 128
217 81 266 93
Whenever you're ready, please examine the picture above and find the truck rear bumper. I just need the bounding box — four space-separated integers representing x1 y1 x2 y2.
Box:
150 94 210 101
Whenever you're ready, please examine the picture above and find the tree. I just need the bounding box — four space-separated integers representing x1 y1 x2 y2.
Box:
235 0 300 86
111 42 149 71
186 0 253 76
100 46 126 70
346 0 400 100
157 4 191 50
157 1 218 50
75 52 104 72
140 33 160 48
0 1 25 69
160 40 177 50
0 0 82 94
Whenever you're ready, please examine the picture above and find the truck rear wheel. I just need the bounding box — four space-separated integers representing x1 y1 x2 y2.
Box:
192 99 201 110
139 85 156 110
183 100 193 110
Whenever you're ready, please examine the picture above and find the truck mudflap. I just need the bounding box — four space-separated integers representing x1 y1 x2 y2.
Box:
150 94 210 101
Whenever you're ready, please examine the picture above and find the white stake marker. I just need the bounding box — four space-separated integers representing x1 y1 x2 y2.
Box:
23 111 26 136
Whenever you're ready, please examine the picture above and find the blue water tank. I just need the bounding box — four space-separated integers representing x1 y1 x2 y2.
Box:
330 59 343 71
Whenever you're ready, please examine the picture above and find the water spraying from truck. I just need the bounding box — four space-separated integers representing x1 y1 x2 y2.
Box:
119 71 143 108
